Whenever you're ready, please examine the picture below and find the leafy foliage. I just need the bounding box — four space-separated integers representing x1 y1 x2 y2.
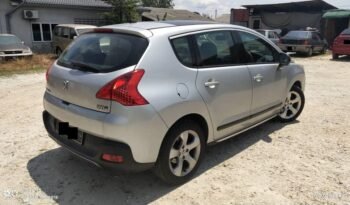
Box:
104 0 140 24
141 0 174 8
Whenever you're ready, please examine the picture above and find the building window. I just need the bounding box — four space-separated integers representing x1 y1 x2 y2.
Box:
31 23 57 42
32 24 42 41
253 19 261 29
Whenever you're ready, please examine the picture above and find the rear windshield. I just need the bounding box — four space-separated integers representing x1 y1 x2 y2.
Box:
57 33 148 73
341 28 350 35
284 31 310 39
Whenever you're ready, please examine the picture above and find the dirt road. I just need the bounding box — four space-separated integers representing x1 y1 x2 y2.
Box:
0 55 349 205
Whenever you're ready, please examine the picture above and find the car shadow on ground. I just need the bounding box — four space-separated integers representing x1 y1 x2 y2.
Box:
27 120 298 205
289 53 326 58
331 55 350 62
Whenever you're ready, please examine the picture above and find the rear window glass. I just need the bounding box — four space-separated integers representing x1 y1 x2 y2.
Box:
284 31 310 39
341 29 350 35
171 37 193 66
57 33 148 73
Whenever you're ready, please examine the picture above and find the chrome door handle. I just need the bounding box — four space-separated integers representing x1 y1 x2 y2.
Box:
204 80 220 88
253 74 263 82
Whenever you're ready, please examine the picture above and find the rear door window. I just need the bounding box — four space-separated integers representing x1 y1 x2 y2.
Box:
70 29 77 39
194 30 237 67
312 33 321 41
62 28 70 38
268 31 275 39
57 33 148 73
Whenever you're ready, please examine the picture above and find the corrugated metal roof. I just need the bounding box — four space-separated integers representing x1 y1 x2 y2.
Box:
243 0 337 12
323 9 350 19
23 0 111 8
141 7 212 21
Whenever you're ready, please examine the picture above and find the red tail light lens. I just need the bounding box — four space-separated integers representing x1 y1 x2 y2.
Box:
96 69 149 106
46 62 53 82
101 154 124 163
93 28 114 33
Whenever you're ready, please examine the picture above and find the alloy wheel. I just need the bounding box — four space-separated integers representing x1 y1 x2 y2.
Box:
279 91 302 120
168 130 201 177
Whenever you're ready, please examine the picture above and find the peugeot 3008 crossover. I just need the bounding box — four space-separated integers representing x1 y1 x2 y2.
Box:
43 21 305 184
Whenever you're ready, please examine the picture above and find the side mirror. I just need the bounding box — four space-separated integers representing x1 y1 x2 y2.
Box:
279 53 291 67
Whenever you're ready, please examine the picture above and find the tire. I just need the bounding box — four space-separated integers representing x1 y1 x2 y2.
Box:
154 120 206 185
306 47 313 57
321 46 327 54
277 86 305 123
332 53 339 60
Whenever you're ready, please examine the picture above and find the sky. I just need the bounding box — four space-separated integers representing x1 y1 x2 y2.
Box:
174 0 350 18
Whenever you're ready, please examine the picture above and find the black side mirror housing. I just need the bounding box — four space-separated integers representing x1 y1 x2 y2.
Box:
279 53 291 67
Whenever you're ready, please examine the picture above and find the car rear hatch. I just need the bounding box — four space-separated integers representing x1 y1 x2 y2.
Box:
46 30 149 113
280 39 306 45
333 34 350 50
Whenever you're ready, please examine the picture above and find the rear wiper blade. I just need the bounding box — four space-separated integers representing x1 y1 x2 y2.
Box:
70 61 100 73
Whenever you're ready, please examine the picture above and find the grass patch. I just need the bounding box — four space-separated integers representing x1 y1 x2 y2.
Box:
0 54 56 76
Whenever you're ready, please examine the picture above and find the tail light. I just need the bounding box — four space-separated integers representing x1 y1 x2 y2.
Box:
46 62 53 82
93 28 114 33
101 154 124 163
96 69 149 106
303 40 309 45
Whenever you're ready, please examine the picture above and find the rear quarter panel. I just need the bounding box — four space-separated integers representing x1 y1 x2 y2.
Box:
136 32 215 143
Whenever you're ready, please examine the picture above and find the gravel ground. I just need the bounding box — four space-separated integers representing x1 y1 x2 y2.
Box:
0 54 349 205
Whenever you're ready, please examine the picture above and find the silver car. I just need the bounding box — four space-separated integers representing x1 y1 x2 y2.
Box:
43 21 305 184
0 34 32 60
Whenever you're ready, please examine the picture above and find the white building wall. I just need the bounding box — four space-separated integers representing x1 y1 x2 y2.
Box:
0 0 11 33
8 6 106 52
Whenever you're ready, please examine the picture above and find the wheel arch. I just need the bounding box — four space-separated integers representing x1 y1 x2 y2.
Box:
156 113 210 163
166 113 209 144
292 81 302 90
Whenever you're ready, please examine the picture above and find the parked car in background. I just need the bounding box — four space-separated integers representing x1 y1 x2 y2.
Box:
278 30 328 56
52 24 96 56
0 34 32 60
256 29 281 44
332 28 350 59
43 21 305 184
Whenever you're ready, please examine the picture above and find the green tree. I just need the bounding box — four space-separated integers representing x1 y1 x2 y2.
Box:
142 0 174 8
104 0 140 24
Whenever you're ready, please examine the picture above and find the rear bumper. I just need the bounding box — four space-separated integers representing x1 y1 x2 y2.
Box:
43 111 154 172
43 91 168 163
279 44 311 53
0 52 32 57
332 47 350 55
